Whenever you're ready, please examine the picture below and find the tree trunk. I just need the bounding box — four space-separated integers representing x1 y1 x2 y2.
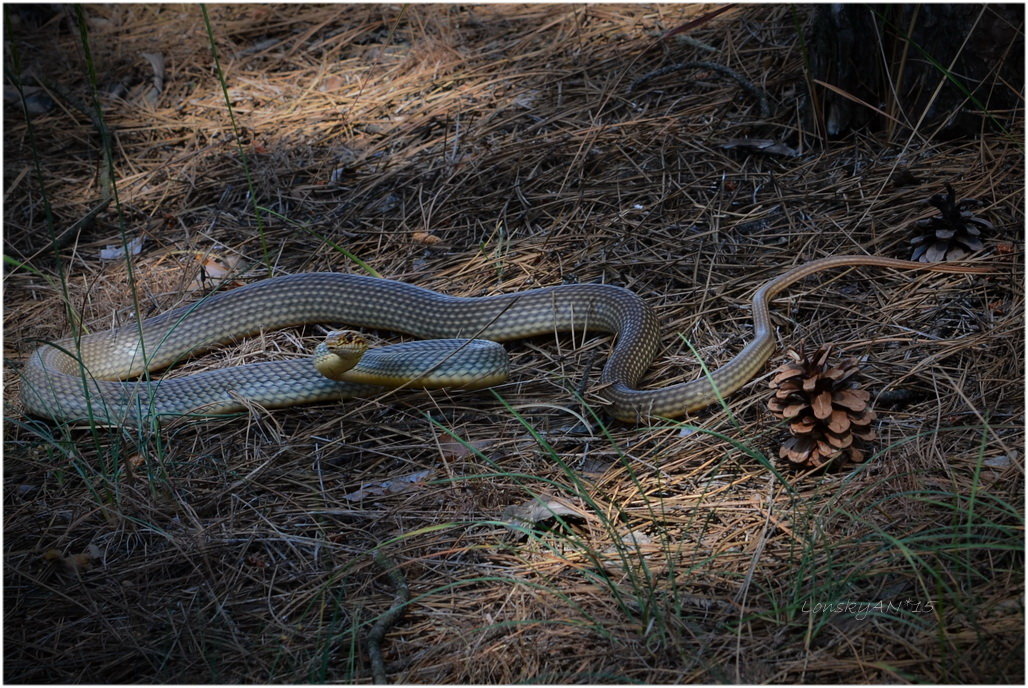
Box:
806 4 1023 138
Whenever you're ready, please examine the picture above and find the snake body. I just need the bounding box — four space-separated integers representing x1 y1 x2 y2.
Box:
21 256 987 425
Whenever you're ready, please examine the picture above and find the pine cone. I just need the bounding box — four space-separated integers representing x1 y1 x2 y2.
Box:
767 345 876 471
910 183 990 262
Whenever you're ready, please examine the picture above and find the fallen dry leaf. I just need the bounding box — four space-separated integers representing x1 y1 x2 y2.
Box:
342 469 434 502
721 138 799 157
99 235 144 261
412 231 445 246
140 51 165 106
43 544 102 573
436 439 492 459
189 250 243 290
502 494 590 528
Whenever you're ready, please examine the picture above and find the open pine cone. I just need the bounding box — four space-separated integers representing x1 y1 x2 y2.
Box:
910 183 990 262
767 345 876 471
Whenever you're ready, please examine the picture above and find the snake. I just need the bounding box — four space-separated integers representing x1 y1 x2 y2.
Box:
20 255 990 425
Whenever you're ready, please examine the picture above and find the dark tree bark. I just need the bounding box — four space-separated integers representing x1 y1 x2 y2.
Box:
806 4 1023 138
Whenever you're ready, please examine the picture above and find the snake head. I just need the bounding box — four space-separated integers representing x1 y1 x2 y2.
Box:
314 329 369 380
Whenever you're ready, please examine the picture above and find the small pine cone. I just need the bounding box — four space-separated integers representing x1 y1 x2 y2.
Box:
910 183 991 262
767 344 876 471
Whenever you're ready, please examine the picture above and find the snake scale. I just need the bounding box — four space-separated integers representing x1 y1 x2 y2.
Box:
21 255 989 425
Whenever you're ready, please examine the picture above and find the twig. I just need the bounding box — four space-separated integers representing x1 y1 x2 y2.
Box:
367 549 410 685
48 197 112 252
629 60 772 118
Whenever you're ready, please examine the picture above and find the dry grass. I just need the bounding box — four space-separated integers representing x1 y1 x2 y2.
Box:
4 4 1023 684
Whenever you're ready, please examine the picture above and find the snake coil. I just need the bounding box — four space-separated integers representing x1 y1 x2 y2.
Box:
21 255 989 425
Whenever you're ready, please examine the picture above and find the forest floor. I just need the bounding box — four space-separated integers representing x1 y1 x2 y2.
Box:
4 4 1023 683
